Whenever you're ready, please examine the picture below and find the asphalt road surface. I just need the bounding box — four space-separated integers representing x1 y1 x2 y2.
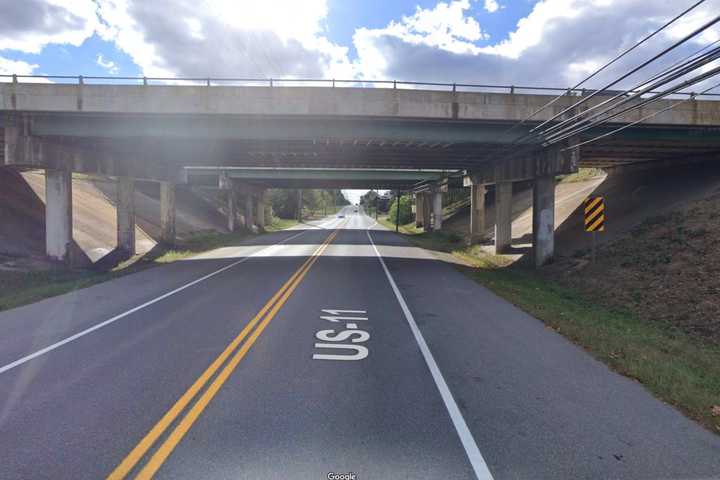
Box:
1 206 719 479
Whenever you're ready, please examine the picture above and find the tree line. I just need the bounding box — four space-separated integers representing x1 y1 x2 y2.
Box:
268 189 350 219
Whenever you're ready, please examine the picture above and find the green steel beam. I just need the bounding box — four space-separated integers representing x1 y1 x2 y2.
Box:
185 167 452 182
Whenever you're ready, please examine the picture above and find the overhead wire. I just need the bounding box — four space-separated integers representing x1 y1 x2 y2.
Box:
539 45 720 143
538 43 720 139
558 79 720 151
469 5 720 172
466 0 712 165
544 62 720 145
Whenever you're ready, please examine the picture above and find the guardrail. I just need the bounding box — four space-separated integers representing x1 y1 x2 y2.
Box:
1 74 719 98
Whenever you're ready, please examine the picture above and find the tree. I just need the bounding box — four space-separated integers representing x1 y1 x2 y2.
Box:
387 194 413 225
268 188 350 219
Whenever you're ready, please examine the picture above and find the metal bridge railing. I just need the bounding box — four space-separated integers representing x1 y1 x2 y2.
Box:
1 74 719 99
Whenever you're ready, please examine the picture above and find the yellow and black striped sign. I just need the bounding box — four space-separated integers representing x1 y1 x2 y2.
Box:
584 196 605 232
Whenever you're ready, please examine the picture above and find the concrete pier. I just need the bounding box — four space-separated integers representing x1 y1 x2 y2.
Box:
415 193 424 228
422 193 431 231
117 176 136 255
532 176 555 267
495 182 513 254
227 187 237 232
245 192 255 229
256 192 266 230
433 190 443 231
160 182 176 245
470 184 485 243
45 169 73 261
297 190 303 221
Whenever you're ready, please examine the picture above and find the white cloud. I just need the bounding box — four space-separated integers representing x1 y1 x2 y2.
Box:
96 53 119 74
0 56 53 82
0 0 96 53
351 0 720 90
0 56 38 76
484 0 501 13
94 0 352 79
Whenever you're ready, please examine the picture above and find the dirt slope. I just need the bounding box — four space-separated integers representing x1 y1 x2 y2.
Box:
444 162 720 258
548 186 720 342
0 169 228 266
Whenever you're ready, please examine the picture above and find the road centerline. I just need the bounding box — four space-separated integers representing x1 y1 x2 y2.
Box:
108 225 342 479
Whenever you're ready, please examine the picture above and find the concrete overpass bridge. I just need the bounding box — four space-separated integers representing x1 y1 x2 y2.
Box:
2 78 719 265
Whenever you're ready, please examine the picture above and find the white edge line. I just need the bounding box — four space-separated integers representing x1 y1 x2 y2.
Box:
0 228 311 376
366 228 494 480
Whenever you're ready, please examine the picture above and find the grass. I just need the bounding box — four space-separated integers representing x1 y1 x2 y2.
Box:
469 267 720 434
0 258 154 312
377 215 512 268
0 216 298 313
558 167 606 183
381 219 720 435
302 205 342 221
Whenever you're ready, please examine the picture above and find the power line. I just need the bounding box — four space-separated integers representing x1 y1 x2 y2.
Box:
539 39 720 139
531 12 720 133
559 79 720 151
545 63 720 145
539 45 720 142
467 0 711 162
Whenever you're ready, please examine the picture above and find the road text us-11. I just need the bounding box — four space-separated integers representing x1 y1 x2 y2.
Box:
312 309 369 361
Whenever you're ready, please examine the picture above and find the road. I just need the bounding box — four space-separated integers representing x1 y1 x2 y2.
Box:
1 206 719 479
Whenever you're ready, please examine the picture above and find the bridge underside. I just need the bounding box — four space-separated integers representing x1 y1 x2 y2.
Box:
3 114 720 181
2 111 719 267
184 167 459 190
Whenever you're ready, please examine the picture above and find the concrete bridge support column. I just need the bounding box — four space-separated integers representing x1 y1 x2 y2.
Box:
422 193 432 231
415 193 424 228
432 190 443 231
245 193 255 230
45 169 73 261
160 182 176 245
495 182 513 254
226 186 237 232
256 191 266 231
117 177 136 256
469 184 485 243
297 190 303 221
532 176 555 267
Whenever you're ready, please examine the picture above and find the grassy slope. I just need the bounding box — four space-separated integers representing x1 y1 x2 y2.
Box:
0 217 298 312
378 214 720 434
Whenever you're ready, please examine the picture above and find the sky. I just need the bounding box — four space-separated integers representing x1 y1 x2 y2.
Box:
1 0 719 204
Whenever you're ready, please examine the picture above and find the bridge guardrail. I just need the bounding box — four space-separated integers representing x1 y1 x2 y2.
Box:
1 74 719 99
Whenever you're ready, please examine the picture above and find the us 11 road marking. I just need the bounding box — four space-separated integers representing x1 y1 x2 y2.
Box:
312 309 369 361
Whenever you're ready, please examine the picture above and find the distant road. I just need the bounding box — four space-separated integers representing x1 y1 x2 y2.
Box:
0 207 718 479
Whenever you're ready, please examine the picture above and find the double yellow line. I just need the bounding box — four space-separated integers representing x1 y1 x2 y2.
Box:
108 227 341 479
